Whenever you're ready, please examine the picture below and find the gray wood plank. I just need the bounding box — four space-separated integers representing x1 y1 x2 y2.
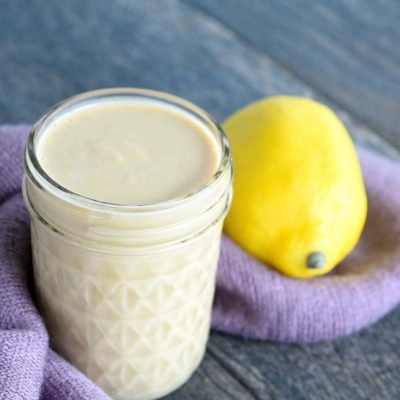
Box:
203 306 400 400
183 0 400 149
173 305 400 399
0 0 400 399
166 352 259 399
0 0 398 157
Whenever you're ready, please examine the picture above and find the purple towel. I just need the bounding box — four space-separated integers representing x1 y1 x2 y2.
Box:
1 125 400 399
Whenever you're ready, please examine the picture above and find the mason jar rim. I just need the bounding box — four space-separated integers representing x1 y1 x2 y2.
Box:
25 87 231 214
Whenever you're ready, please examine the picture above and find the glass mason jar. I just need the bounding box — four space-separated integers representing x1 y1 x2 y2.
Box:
23 89 232 400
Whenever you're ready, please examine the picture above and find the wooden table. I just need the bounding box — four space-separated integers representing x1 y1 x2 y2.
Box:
1 1 399 398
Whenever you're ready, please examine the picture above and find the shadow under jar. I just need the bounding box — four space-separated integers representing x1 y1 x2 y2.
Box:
23 89 232 400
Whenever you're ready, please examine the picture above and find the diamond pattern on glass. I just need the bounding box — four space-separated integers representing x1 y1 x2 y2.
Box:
32 221 221 400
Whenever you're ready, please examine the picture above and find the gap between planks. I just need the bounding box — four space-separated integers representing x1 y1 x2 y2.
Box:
179 0 400 159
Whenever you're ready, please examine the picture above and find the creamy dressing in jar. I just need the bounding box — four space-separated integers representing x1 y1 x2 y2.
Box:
23 89 232 400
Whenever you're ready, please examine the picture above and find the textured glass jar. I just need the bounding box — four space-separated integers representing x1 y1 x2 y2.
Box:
23 89 232 400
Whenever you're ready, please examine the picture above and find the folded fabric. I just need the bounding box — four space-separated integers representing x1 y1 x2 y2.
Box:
1 125 399 399
0 126 110 400
214 142 400 343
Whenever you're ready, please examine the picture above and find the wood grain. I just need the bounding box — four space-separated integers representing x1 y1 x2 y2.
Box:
0 0 397 157
184 0 400 149
0 0 399 399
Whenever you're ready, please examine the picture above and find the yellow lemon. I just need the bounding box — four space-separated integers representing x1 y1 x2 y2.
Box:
223 96 367 278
